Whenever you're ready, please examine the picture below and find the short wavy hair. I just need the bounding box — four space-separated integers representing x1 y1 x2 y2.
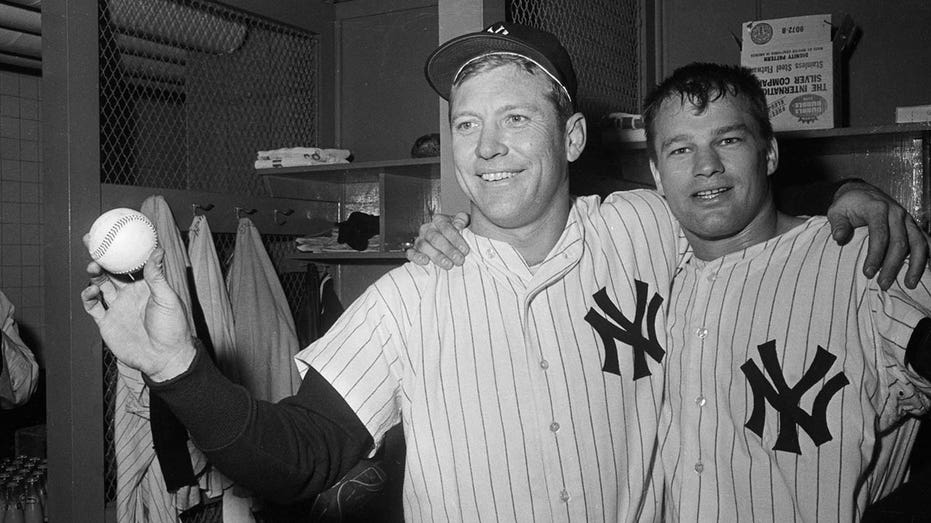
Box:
643 62 773 161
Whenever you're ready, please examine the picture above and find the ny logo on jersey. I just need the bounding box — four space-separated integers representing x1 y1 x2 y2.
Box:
740 340 849 454
584 280 664 380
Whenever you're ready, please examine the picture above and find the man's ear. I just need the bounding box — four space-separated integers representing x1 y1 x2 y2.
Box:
649 159 665 195
766 137 779 176
565 112 587 162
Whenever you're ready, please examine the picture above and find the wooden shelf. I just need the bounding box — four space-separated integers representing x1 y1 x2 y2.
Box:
777 122 931 140
259 157 440 261
602 122 931 150
257 157 440 180
291 251 408 261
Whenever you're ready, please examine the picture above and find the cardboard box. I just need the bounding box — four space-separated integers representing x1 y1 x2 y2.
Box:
741 14 855 131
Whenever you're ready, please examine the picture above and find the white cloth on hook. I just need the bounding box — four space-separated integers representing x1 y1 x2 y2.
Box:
187 214 255 522
112 195 202 522
141 196 209 514
188 215 240 386
226 217 301 402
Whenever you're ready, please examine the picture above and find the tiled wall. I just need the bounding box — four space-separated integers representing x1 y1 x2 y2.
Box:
0 70 43 364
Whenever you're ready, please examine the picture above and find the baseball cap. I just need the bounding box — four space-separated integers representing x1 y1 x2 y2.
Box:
425 21 577 103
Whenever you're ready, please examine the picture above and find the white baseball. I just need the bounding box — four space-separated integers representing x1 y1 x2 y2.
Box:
87 208 159 274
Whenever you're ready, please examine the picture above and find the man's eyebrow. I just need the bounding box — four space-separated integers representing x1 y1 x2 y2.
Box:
452 101 540 115
660 123 751 150
714 123 750 136
498 102 542 115
660 134 690 151
450 109 476 120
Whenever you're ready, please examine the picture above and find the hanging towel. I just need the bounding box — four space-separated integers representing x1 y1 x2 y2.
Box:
188 215 240 384
187 214 256 522
113 196 197 523
139 196 204 511
227 217 301 402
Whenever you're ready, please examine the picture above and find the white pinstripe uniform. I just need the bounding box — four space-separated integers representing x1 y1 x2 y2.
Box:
660 216 931 522
295 191 681 522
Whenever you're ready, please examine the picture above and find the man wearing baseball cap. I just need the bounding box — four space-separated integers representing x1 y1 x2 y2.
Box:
82 21 927 522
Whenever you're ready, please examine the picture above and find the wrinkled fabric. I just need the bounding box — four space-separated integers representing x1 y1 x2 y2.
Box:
111 196 201 523
114 362 175 523
188 214 255 521
227 217 300 403
294 262 321 348
188 215 240 385
0 289 38 409
142 196 204 497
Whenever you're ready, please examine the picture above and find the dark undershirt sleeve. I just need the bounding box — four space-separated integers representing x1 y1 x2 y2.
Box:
150 392 197 491
905 317 931 381
144 340 374 503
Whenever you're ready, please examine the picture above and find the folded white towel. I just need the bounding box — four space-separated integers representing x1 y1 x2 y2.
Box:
257 147 351 162
255 157 350 170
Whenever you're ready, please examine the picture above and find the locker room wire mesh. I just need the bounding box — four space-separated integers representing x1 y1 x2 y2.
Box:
97 0 320 504
98 0 319 194
509 0 642 116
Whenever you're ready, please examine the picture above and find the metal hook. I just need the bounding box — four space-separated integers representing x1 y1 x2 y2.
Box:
274 208 294 225
192 203 214 217
234 207 257 219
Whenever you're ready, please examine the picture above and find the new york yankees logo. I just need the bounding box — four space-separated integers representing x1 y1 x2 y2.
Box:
584 280 664 380
740 340 849 454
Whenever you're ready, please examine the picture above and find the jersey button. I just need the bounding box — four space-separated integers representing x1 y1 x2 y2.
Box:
560 489 571 502
707 273 717 282
696 327 708 339
695 395 706 406
486 248 495 258
540 359 549 370
694 461 704 474
550 422 560 433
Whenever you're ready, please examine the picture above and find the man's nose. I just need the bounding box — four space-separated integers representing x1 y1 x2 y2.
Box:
477 126 507 159
694 148 724 177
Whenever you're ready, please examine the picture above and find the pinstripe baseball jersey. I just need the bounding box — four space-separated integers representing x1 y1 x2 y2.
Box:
295 190 681 522
660 216 931 522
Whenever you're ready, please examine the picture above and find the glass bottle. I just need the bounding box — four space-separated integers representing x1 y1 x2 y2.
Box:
22 479 41 523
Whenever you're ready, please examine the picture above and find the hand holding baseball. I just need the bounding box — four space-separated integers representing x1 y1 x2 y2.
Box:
81 247 196 382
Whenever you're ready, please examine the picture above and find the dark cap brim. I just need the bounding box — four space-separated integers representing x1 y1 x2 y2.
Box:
425 32 568 101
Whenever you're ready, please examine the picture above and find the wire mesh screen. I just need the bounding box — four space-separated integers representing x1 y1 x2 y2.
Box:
509 0 641 116
103 231 308 505
98 0 320 194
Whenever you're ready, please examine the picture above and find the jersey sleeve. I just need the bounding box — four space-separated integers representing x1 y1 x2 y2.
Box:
867 257 931 420
0 291 38 409
294 268 415 451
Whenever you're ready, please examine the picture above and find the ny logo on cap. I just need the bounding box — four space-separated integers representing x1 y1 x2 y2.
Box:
487 24 509 35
